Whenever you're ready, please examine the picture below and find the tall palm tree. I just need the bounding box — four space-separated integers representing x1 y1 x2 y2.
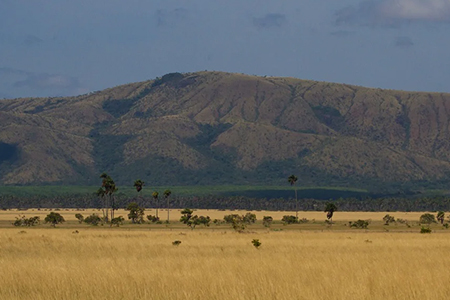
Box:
164 189 172 223
134 179 145 206
99 172 118 224
288 175 298 218
152 191 159 219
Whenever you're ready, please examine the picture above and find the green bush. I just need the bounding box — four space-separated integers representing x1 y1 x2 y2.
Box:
420 227 432 234
251 239 261 249
45 212 65 227
243 213 257 224
126 202 145 224
111 216 125 227
419 213 436 224
263 216 273 228
147 215 160 223
84 214 102 226
350 220 369 229
75 213 84 224
383 214 395 225
281 215 298 225
12 215 40 227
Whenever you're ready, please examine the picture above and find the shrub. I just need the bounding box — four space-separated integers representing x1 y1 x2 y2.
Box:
251 239 261 249
126 202 145 224
224 214 240 224
75 213 84 224
12 215 40 227
45 212 65 227
147 215 160 223
419 213 436 224
436 211 445 224
111 216 125 227
180 209 210 229
281 215 298 225
262 216 273 228
243 213 257 224
84 214 102 226
383 214 395 225
350 220 369 229
420 227 432 234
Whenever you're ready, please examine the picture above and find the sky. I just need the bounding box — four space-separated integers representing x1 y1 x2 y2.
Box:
1 0 450 98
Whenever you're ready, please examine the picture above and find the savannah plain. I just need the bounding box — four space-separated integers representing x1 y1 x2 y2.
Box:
1 209 449 300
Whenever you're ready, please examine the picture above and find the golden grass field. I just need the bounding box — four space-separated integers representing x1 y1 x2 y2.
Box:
1 210 450 300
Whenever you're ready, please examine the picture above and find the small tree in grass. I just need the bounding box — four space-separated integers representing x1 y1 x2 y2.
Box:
263 216 273 228
383 214 395 225
75 213 84 224
436 211 445 224
419 213 436 225
324 203 337 223
180 209 211 229
84 214 102 226
126 202 145 224
45 212 65 227
251 239 261 249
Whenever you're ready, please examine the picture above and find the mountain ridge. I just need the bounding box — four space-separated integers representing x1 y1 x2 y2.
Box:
1 71 450 191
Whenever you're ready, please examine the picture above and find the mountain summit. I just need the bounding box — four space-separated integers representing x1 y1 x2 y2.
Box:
1 71 450 191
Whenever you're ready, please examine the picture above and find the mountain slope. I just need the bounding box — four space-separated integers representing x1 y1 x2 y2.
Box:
1 71 450 191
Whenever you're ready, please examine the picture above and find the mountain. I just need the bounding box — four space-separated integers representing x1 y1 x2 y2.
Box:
1 71 450 191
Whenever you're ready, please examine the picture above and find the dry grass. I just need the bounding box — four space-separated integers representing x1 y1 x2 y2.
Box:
1 210 449 299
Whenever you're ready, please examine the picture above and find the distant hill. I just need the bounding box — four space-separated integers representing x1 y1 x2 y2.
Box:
1 71 450 192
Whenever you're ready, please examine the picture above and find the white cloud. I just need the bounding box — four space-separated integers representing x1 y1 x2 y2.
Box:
336 0 450 26
380 0 450 21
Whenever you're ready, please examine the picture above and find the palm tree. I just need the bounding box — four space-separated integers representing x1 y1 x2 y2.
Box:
324 202 337 223
164 189 172 223
288 175 298 218
99 172 118 224
134 179 145 206
152 191 159 219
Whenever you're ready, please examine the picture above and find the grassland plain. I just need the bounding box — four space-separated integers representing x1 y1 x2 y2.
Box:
1 210 450 299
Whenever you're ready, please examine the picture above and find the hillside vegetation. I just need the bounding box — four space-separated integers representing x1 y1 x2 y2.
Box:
1 71 450 191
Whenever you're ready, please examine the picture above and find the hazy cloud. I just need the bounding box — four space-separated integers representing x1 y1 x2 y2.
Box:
23 34 43 46
0 67 87 97
395 36 414 48
253 13 287 29
156 8 189 28
330 30 355 37
13 73 80 90
336 0 450 26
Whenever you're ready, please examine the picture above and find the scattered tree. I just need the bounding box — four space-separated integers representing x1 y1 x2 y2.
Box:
180 209 211 229
288 175 299 218
349 219 369 229
282 215 298 225
152 191 159 219
111 216 125 227
126 202 145 224
436 211 445 224
45 212 65 227
324 203 337 223
263 216 273 228
419 213 436 224
84 214 102 226
383 214 395 225
13 215 40 227
164 189 172 223
75 213 84 224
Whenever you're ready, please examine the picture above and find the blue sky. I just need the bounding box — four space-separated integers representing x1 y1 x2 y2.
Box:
1 0 450 98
